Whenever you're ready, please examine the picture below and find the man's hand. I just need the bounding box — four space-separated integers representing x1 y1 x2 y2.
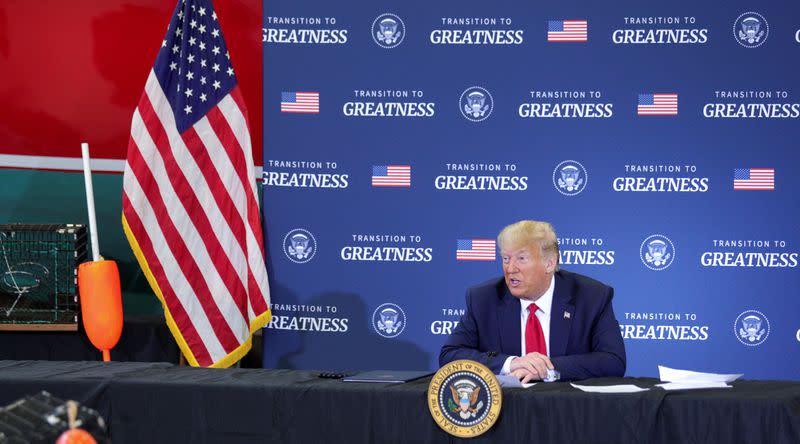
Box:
510 353 554 383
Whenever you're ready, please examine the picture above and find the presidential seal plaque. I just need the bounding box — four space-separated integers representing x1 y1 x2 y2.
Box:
427 359 502 438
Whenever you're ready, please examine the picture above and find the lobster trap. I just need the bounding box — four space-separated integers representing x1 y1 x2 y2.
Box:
0 224 88 330
0 391 109 443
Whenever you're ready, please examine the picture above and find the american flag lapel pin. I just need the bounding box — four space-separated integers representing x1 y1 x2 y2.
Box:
564 311 571 319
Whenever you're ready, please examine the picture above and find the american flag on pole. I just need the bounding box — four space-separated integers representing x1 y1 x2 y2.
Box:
122 0 271 368
372 165 411 187
281 91 319 114
734 168 775 190
547 20 588 42
637 93 678 115
456 239 496 261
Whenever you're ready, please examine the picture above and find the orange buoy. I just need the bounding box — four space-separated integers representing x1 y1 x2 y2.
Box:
55 428 97 444
78 260 123 362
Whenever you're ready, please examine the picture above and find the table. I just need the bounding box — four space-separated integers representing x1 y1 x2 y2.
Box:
0 361 797 443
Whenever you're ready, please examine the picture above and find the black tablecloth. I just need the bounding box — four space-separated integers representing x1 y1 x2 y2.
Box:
0 361 798 443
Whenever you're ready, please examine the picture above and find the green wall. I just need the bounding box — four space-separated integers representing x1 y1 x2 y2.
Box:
0 169 161 315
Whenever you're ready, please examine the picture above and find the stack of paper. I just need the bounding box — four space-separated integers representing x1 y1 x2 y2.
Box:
570 383 649 393
495 366 743 392
656 365 742 390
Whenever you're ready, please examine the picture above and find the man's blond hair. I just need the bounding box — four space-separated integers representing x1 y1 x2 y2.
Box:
497 220 560 270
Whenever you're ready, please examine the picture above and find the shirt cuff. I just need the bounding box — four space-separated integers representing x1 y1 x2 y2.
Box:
500 356 516 375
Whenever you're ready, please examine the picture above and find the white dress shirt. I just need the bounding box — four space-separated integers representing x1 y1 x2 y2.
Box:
500 274 555 375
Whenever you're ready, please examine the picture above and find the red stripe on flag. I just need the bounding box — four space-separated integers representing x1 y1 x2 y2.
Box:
180 127 250 314
138 96 250 323
230 89 269 255
178 118 249 259
206 93 269 315
122 192 215 366
126 145 240 356
203 107 252 255
130 104 241 354
229 88 267 253
126 141 241 354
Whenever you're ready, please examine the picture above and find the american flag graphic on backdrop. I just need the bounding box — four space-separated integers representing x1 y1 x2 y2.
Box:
733 168 775 190
547 20 588 42
372 165 411 187
281 91 319 113
637 93 678 115
122 0 271 368
456 239 497 261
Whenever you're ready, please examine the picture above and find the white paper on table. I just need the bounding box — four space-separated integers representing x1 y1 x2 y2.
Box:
658 365 743 383
656 381 732 391
570 383 650 393
496 374 537 388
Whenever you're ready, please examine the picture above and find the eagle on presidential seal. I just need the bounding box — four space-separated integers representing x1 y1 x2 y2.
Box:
448 380 484 419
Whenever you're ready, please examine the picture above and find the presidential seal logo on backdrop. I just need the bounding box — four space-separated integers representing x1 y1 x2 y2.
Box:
428 360 501 438
640 234 675 270
735 310 770 346
552 160 587 196
372 13 405 48
459 87 494 122
283 228 317 264
372 303 406 338
734 12 768 48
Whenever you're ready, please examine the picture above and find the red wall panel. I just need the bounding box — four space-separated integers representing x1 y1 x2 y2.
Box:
0 0 262 165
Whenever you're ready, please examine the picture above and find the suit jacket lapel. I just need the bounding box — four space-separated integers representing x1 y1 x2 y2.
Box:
549 271 574 358
497 284 522 356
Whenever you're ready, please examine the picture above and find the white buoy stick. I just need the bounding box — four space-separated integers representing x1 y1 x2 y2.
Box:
81 142 101 262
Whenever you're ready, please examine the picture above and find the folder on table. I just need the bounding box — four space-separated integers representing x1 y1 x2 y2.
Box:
342 370 433 383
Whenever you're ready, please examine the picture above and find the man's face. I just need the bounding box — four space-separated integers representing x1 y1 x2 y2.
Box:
501 244 554 300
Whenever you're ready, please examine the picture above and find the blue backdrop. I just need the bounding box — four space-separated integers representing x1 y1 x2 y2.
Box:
260 0 800 379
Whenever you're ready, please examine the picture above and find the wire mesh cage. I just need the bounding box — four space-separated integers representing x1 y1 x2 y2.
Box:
0 224 88 328
0 391 109 443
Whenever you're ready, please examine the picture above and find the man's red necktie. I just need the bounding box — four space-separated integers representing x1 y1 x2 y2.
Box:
525 303 547 355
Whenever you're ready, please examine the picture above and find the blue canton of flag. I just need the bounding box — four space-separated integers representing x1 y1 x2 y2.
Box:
154 0 237 133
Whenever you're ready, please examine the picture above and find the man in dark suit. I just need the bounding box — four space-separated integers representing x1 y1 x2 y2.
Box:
440 220 626 382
